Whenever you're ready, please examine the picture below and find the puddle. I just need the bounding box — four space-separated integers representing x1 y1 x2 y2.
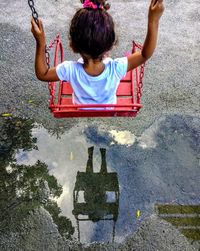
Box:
0 115 199 247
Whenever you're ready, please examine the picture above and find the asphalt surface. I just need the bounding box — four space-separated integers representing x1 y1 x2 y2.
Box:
0 0 199 133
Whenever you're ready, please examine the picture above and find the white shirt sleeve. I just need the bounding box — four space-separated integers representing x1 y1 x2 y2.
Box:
114 57 128 79
56 61 73 81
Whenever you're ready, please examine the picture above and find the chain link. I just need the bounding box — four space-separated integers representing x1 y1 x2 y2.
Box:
45 35 60 68
28 0 56 69
137 64 145 102
47 36 61 103
28 0 39 24
133 42 145 103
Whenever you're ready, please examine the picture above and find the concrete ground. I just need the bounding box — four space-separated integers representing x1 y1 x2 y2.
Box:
0 0 200 250
0 0 199 133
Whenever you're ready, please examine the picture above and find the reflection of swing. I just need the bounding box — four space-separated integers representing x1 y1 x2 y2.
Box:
28 1 145 118
72 147 119 242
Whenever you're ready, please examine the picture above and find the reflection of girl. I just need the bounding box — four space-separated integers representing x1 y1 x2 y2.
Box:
85 147 107 203
86 147 107 174
84 147 108 221
31 0 164 105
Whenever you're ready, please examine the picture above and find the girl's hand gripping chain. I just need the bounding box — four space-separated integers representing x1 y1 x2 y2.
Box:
31 18 59 82
31 18 46 47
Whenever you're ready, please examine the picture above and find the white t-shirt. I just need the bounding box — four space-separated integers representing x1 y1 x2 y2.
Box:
56 57 128 104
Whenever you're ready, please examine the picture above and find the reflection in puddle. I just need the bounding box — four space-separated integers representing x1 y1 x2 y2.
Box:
156 204 200 242
73 147 119 242
0 117 74 240
0 115 200 248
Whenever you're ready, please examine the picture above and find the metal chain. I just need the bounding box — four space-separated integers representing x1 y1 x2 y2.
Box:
137 63 145 102
28 0 54 69
45 47 50 68
45 35 60 68
133 42 145 103
47 36 61 101
28 0 39 24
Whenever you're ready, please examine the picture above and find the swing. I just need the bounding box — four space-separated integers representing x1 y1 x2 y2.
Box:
28 0 145 118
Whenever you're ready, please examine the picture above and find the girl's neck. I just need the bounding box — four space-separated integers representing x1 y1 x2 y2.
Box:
83 58 105 77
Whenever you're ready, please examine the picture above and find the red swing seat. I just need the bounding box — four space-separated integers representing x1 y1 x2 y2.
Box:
48 35 145 118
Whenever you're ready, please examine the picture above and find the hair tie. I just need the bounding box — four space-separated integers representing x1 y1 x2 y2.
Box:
82 0 110 10
83 0 102 9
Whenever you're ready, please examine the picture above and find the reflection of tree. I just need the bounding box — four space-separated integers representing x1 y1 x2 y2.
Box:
47 122 75 139
0 160 62 209
0 117 37 165
45 201 74 239
0 117 74 239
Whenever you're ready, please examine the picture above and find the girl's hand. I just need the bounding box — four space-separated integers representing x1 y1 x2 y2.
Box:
148 0 165 23
31 18 46 46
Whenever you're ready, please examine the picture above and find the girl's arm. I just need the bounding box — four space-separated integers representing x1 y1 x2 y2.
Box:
31 18 59 82
127 0 164 72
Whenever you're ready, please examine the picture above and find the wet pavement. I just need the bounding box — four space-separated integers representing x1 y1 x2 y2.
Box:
0 0 200 250
0 115 199 250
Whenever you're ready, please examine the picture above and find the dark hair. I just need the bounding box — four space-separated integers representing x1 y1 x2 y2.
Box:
69 8 116 60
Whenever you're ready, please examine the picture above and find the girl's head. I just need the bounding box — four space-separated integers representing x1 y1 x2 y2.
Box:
69 0 116 60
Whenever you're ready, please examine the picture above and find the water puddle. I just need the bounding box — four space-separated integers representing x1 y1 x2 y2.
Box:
0 116 199 246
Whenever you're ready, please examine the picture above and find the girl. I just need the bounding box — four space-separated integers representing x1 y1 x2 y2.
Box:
31 0 164 105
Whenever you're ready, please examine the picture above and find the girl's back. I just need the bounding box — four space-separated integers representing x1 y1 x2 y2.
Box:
56 57 128 104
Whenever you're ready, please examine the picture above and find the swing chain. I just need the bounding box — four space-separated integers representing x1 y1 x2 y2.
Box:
28 0 55 69
132 41 145 103
45 35 61 68
137 63 145 102
45 47 50 68
28 0 39 24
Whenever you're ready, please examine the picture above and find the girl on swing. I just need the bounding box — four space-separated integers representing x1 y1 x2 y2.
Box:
31 0 164 105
